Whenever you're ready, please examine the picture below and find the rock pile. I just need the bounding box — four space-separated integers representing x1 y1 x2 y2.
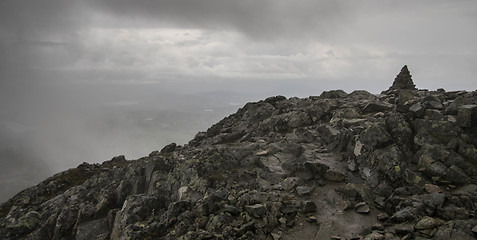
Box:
384 65 417 93
1 66 477 239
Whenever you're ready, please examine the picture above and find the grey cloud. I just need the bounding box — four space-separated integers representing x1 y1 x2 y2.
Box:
89 0 348 40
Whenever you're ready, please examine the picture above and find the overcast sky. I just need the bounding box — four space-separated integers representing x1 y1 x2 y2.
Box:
1 0 476 95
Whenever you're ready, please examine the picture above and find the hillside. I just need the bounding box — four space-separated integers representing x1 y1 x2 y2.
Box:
1 66 477 239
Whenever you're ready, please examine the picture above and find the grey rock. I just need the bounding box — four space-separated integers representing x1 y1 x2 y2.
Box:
245 204 267 218
75 218 109 240
324 170 346 182
302 201 316 213
296 186 313 196
354 202 370 214
321 90 348 99
457 104 477 128
415 216 443 230
362 101 392 114
409 102 425 118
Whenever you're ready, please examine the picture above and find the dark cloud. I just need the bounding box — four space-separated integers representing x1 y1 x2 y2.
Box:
87 0 348 40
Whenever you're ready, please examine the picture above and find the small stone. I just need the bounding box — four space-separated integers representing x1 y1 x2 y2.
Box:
245 204 267 218
472 225 477 234
424 184 442 194
377 213 389 222
415 216 443 230
271 232 282 240
394 223 414 236
160 143 177 154
256 150 269 156
372 223 384 231
409 102 425 118
236 221 255 236
427 101 444 110
374 197 386 209
339 199 353 211
364 232 384 240
223 204 240 216
296 186 313 196
330 236 342 240
306 216 317 223
111 155 126 162
281 177 299 192
302 201 316 213
457 105 477 128
324 170 346 182
355 202 370 214
286 219 295 228
362 102 392 114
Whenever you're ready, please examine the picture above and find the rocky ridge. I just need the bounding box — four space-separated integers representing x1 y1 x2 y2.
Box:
1 66 477 239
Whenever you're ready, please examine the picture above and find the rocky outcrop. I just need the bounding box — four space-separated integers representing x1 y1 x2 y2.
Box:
1 66 477 239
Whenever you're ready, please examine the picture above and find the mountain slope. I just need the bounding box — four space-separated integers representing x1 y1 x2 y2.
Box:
1 66 477 239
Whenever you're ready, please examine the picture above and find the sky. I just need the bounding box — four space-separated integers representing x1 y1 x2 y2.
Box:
0 1 476 201
1 0 476 93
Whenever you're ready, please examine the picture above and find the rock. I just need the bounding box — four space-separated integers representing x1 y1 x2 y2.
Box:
409 102 425 118
245 204 267 218
160 142 177 154
362 101 392 114
355 202 370 214
75 218 109 240
377 213 389 222
223 204 240 216
296 186 313 196
446 165 469 185
415 216 444 230
324 170 346 182
424 183 442 194
302 201 316 213
424 109 445 120
306 215 317 223
391 207 418 223
426 101 444 110
393 223 414 236
236 221 255 237
111 155 126 162
271 232 282 240
364 232 384 240
472 225 477 234
281 177 299 192
457 105 477 128
256 150 269 156
321 90 348 99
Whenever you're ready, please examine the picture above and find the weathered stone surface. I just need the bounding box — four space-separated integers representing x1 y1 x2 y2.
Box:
324 170 346 182
415 216 443 230
245 204 267 218
296 186 313 196
75 218 109 240
457 105 477 128
302 201 316 213
355 202 371 214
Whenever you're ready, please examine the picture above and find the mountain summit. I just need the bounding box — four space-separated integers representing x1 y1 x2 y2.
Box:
1 66 477 239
